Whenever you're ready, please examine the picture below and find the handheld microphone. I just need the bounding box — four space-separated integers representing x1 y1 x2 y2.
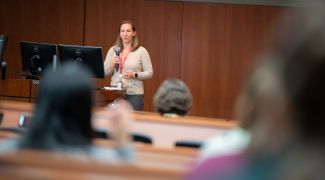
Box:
1 61 7 80
0 35 8 65
115 47 121 72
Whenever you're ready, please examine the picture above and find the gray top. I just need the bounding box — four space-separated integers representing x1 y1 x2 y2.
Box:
104 46 153 95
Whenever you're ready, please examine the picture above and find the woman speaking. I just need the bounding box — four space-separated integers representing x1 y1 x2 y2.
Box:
104 20 153 111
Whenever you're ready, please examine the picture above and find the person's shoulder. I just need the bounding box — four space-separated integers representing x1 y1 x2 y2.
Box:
108 45 117 51
0 139 19 154
88 146 120 163
106 46 118 55
135 46 150 55
135 46 147 52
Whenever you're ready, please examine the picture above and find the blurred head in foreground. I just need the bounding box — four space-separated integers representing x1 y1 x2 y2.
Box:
20 62 94 150
266 4 325 179
249 3 325 154
188 2 325 180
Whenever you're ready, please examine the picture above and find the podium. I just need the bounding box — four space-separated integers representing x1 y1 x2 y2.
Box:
0 79 125 106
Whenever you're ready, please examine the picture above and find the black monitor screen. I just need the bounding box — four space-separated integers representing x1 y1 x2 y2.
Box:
58 44 104 78
20 41 57 79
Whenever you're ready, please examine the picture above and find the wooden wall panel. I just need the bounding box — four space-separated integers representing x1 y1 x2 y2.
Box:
133 0 183 112
0 0 85 78
181 3 285 118
84 0 133 52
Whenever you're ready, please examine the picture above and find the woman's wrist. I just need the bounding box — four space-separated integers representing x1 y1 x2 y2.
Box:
110 63 115 71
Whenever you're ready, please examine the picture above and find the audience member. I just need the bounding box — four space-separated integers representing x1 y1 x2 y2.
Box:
0 63 135 163
153 79 192 117
188 3 325 180
199 57 282 161
271 4 325 180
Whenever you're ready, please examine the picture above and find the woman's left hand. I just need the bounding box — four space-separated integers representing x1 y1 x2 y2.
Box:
124 71 136 79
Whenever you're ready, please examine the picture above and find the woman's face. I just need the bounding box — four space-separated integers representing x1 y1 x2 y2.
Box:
120 23 136 44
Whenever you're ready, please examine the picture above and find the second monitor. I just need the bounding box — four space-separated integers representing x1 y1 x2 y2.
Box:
58 44 105 78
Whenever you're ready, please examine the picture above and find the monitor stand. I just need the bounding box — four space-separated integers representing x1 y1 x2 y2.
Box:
22 73 41 80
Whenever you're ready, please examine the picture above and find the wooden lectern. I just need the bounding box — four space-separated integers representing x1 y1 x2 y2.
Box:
0 79 125 107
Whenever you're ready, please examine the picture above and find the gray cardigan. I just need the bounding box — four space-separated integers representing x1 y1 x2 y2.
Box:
104 46 153 95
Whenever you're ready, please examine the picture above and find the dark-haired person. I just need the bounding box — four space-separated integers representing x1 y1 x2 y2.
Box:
104 20 153 111
0 63 135 163
20 63 95 151
153 79 192 117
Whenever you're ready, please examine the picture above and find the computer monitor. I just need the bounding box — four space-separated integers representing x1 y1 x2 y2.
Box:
20 41 57 79
58 44 105 78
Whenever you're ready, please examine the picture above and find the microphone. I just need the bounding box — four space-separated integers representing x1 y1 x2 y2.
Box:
0 35 8 65
115 47 121 72
1 61 7 80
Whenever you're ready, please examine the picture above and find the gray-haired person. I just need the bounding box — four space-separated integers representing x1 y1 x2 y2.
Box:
154 79 192 117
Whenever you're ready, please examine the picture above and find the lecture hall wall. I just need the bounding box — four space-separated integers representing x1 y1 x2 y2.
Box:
0 0 286 119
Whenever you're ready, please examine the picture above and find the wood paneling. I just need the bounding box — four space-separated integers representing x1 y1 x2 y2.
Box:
181 3 284 118
84 0 133 52
0 79 31 98
133 0 183 111
0 0 286 118
0 0 85 78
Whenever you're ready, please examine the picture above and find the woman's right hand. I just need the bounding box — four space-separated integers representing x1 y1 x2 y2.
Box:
110 56 120 70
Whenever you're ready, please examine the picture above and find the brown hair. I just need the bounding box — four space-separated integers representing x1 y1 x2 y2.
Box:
115 20 140 51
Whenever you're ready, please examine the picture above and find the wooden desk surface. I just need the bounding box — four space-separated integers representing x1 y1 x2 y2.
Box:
95 109 237 148
0 101 228 179
0 100 237 149
0 149 186 179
